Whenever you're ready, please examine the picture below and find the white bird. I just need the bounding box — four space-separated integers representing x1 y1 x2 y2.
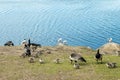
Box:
108 38 112 43
63 40 67 45
58 38 63 43
57 38 64 46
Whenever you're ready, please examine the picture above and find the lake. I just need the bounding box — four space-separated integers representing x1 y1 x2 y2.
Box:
0 0 120 49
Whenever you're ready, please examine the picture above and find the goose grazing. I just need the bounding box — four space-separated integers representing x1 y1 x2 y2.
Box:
95 49 102 63
106 62 116 68
39 58 44 64
69 53 86 64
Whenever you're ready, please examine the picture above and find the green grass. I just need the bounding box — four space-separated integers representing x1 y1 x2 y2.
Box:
0 46 120 80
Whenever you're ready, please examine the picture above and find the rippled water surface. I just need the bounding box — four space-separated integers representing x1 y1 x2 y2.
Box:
0 0 120 49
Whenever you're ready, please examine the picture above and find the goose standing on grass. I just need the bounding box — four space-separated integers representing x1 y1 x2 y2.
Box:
24 44 31 56
69 53 86 64
95 49 102 63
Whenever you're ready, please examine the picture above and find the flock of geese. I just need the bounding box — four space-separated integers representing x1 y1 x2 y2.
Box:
22 46 117 69
4 38 117 69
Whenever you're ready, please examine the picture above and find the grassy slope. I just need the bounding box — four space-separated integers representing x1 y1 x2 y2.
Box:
0 46 120 80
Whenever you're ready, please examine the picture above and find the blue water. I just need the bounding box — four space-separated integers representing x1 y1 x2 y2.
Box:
0 0 120 49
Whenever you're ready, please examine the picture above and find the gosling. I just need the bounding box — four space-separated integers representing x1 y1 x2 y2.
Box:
53 58 60 64
39 58 44 64
106 62 116 68
28 57 35 63
74 63 80 69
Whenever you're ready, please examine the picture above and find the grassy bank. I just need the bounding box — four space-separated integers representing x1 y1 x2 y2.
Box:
0 46 120 80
